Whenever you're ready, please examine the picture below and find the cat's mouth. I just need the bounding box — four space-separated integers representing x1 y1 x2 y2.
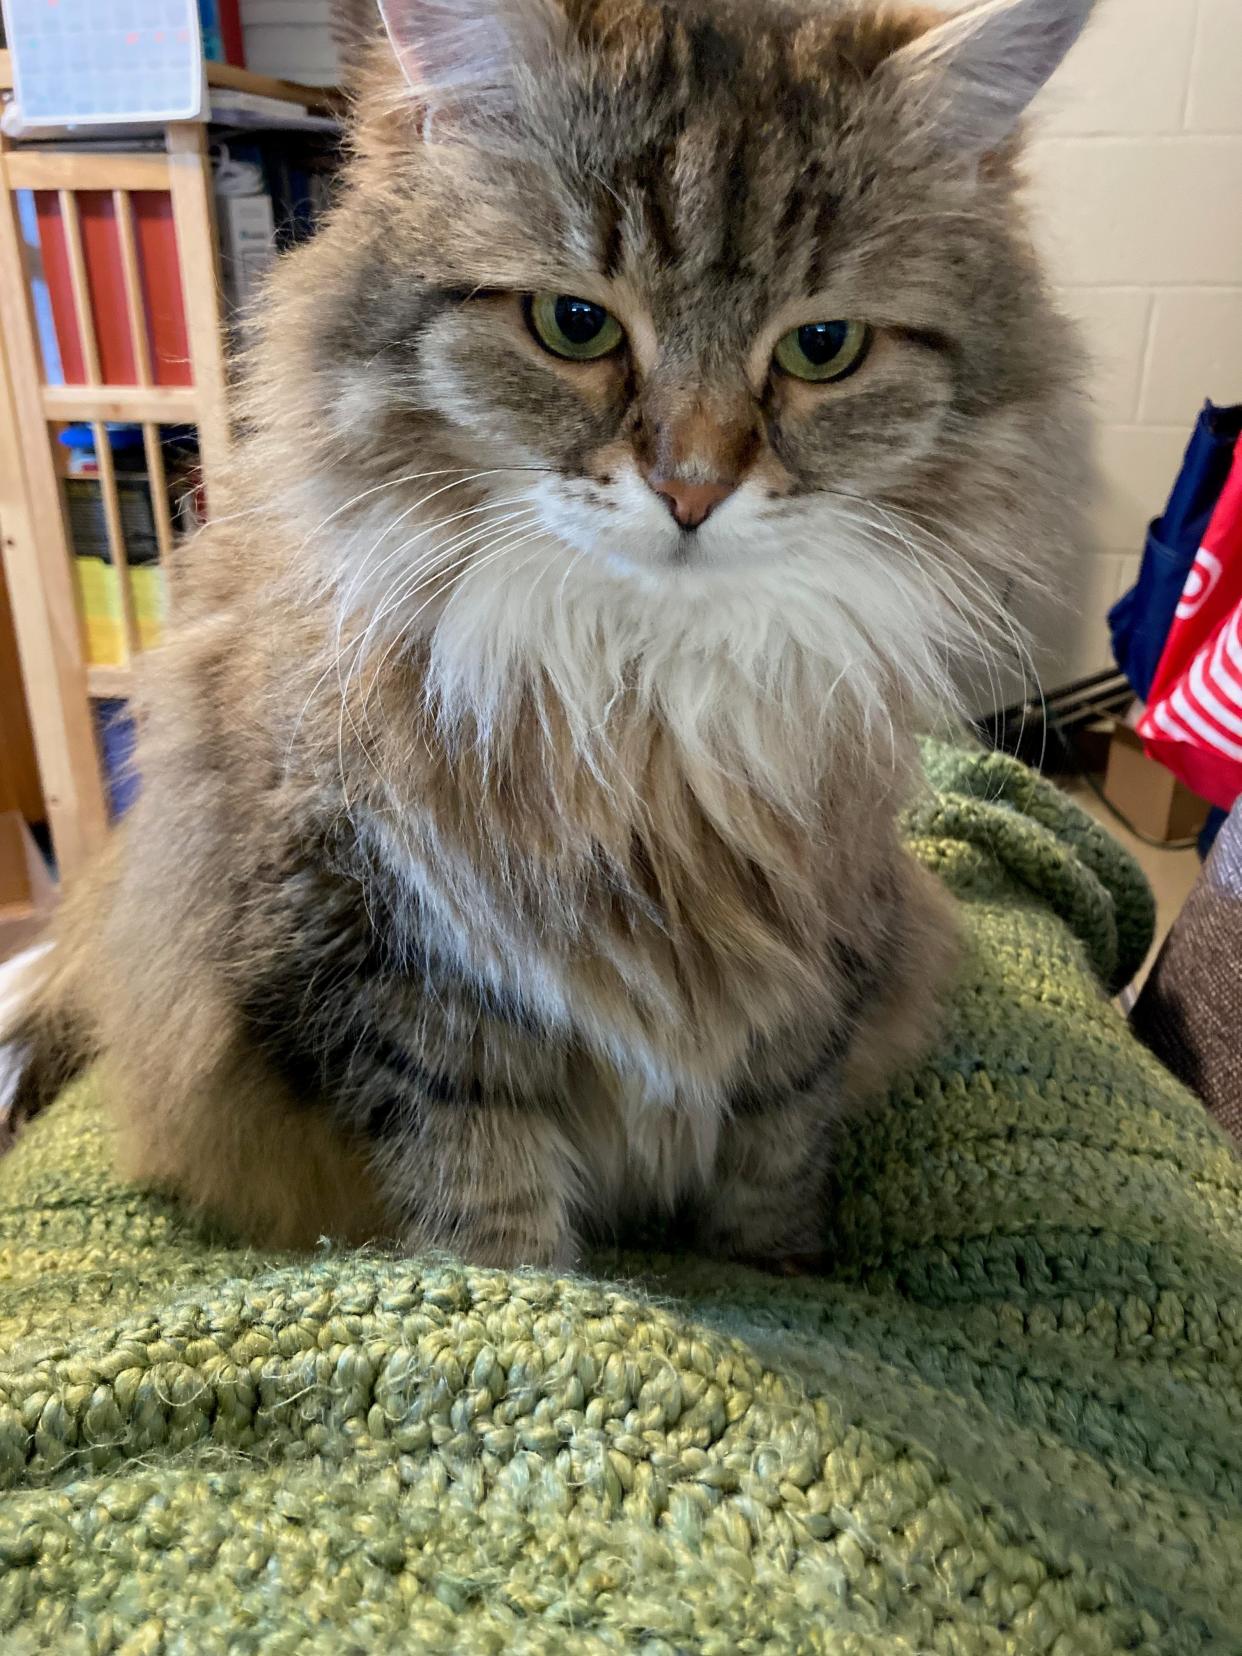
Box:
666 527 705 568
533 469 748 578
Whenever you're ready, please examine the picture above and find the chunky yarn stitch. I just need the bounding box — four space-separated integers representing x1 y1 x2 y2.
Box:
0 742 1239 1655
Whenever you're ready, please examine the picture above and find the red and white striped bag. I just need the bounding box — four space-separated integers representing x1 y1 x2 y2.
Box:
1139 443 1242 811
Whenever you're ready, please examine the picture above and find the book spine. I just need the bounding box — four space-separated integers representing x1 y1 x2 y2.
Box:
198 0 225 62
78 192 138 385
218 0 247 67
132 194 193 388
16 190 64 386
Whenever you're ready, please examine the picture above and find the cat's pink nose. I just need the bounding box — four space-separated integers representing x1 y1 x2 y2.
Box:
647 477 735 529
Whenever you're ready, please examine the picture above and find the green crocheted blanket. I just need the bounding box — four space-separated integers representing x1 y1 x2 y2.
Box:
1 743 1239 1655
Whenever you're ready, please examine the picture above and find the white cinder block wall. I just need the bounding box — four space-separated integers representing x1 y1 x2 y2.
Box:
1023 0 1242 687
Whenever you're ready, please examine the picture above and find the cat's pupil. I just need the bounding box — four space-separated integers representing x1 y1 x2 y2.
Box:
555 297 606 344
799 321 848 364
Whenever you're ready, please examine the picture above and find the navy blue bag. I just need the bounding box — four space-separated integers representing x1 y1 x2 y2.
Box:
1109 401 1242 700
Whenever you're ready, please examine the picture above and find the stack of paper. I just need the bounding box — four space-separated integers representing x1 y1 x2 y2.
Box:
239 0 373 88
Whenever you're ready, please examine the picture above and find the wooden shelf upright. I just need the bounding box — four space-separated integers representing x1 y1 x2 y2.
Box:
0 51 333 879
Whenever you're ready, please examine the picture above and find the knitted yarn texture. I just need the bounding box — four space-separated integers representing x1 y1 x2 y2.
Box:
0 742 1238 1654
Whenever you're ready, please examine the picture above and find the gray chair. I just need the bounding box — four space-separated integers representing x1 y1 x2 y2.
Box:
1132 803 1242 1145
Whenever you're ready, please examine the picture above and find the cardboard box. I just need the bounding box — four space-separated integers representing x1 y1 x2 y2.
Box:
1104 722 1211 843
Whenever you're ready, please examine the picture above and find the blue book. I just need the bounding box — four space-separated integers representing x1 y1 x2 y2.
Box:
15 190 62 386
198 0 226 63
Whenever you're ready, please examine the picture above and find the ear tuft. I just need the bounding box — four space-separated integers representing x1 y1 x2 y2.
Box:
890 0 1095 152
378 0 568 122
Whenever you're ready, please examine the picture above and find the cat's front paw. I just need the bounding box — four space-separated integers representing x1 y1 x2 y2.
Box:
407 1223 580 1273
739 1250 833 1278
703 1231 833 1275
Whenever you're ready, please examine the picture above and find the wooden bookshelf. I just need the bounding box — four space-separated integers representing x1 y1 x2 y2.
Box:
205 62 344 113
85 666 135 700
0 52 341 875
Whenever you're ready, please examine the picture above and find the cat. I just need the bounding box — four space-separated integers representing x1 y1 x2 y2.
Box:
6 0 1094 1266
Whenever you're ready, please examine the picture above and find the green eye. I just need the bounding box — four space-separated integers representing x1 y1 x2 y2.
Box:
526 293 624 361
773 320 871 383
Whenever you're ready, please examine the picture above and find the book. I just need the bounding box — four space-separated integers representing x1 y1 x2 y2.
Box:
209 93 339 134
32 187 191 388
209 90 308 121
199 0 246 67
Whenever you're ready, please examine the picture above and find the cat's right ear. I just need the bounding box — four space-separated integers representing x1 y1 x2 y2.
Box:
378 0 568 128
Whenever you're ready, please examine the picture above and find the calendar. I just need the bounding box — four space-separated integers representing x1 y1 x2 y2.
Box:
1 0 206 127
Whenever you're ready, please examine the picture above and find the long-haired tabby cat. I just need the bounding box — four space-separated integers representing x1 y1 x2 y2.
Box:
8 0 1093 1265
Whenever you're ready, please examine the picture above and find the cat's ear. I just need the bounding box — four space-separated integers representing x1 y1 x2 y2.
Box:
889 0 1095 152
377 0 568 124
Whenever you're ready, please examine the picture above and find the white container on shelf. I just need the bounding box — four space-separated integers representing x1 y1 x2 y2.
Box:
239 0 355 87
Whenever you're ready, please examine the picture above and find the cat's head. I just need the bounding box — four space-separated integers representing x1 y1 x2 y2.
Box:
253 0 1095 775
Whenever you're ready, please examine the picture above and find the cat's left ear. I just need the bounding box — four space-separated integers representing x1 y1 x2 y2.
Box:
888 0 1095 153
377 0 568 126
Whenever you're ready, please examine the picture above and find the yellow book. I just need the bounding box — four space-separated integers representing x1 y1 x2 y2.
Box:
75 559 168 662
74 557 125 667
131 565 166 653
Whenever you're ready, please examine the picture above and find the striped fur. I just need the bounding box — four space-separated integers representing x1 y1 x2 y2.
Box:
7 0 1093 1264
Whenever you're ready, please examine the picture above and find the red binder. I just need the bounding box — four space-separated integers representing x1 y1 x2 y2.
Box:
133 194 193 387
78 193 138 384
218 0 246 68
33 191 192 389
32 193 85 384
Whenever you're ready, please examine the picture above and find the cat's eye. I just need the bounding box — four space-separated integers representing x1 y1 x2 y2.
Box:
526 293 624 361
773 320 871 384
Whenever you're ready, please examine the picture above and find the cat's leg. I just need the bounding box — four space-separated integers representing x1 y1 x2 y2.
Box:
232 865 581 1267
370 1094 580 1269
700 1083 837 1266
702 857 955 1268
249 1006 581 1268
308 997 580 1266
841 862 959 1100
114 988 580 1264
140 1012 580 1264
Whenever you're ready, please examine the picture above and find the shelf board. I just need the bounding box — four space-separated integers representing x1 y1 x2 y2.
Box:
206 63 344 114
87 665 133 700
43 384 202 425
4 151 171 192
